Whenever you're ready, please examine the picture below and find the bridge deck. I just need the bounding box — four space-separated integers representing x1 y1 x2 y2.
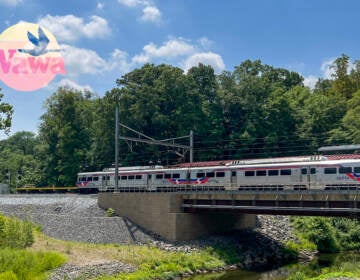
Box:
181 190 360 217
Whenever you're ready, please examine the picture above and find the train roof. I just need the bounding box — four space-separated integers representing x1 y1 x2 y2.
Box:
78 155 360 176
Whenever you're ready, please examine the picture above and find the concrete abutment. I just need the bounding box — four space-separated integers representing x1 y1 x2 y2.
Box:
98 193 256 241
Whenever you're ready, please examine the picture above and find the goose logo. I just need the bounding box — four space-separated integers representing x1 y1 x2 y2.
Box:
0 22 66 91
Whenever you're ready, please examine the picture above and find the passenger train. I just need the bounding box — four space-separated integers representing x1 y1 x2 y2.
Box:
76 154 360 192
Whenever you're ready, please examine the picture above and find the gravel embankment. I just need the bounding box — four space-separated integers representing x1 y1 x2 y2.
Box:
0 194 307 279
0 194 155 244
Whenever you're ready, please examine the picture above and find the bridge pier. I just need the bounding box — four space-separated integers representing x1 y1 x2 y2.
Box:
98 193 256 241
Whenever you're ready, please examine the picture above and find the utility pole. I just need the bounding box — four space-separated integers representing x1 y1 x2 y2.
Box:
190 130 193 163
115 104 119 192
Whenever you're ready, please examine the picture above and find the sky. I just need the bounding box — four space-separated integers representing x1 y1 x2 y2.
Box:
0 0 359 138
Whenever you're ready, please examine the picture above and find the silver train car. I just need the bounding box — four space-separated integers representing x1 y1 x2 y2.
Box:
76 155 360 192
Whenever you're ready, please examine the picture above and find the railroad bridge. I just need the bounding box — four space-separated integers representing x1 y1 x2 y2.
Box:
98 191 360 241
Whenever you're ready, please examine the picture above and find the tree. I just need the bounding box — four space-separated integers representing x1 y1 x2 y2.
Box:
331 54 355 99
0 88 13 134
0 132 43 190
38 88 95 186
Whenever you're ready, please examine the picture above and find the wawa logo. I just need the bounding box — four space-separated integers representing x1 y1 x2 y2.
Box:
0 22 66 91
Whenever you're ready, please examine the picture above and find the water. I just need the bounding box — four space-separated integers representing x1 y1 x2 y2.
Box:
187 253 360 280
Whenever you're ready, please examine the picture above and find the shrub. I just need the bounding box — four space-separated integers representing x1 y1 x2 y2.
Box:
106 208 115 217
0 213 34 249
291 217 360 253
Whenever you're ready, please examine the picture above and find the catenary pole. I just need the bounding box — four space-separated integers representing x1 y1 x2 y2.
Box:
115 105 119 192
190 130 193 163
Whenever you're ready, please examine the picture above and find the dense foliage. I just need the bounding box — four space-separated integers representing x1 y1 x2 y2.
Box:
290 216 360 253
2 54 360 186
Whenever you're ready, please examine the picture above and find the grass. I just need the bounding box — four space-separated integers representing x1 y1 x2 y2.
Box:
0 248 66 280
30 232 240 280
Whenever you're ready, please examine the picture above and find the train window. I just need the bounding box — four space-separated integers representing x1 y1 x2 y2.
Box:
121 176 127 180
128 175 135 180
206 172 215 177
164 174 171 179
87 177 93 181
268 170 279 176
93 176 99 181
324 168 337 174
102 176 105 181
80 177 86 181
280 169 291 176
197 172 205 178
354 167 360 173
301 168 307 175
311 168 316 174
148 174 152 179
256 170 266 176
135 175 142 179
245 171 255 176
216 172 225 177
231 171 236 177
156 174 163 179
172 173 180 178
339 167 352 174
106 176 110 181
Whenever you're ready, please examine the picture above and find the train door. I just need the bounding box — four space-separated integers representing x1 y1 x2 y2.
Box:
309 167 317 189
300 166 316 189
147 174 153 191
291 168 301 187
230 170 237 190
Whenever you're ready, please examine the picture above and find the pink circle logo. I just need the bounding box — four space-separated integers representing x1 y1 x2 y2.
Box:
0 22 66 91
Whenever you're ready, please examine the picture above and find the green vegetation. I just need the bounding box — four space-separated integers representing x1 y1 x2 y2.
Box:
0 214 34 249
106 208 116 217
290 217 360 253
31 231 242 280
97 245 236 280
0 214 66 279
0 249 65 280
286 254 360 280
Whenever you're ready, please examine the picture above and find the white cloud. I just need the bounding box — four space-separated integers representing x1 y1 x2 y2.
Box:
303 75 318 89
132 38 195 63
107 49 131 73
60 44 131 77
37 14 111 42
97 2 104 10
198 37 213 49
183 52 225 74
117 0 162 23
56 79 93 92
60 44 107 76
141 6 161 22
0 0 22 6
131 37 225 73
117 0 142 7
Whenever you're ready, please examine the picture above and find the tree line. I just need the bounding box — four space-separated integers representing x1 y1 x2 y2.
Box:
1 54 360 188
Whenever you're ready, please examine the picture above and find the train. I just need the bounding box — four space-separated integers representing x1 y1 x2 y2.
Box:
76 154 360 192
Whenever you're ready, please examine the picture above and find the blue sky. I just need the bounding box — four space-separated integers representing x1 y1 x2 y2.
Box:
0 0 359 138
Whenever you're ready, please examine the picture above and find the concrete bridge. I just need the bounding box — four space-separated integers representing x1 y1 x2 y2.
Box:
98 191 360 241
